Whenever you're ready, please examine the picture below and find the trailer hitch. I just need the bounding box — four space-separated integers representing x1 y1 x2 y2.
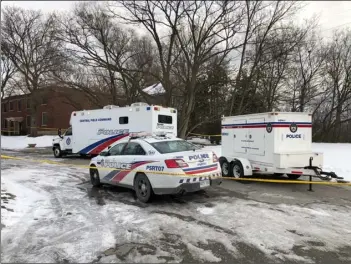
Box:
304 157 345 181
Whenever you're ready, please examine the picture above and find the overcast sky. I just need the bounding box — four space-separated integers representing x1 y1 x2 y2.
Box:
1 0 351 39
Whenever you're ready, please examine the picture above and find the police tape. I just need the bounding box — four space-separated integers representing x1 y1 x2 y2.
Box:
1 154 351 186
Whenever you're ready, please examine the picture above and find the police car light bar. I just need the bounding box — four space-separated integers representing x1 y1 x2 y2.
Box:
153 131 174 137
130 132 152 138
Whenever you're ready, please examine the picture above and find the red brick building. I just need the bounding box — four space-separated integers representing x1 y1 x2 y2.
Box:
1 88 96 135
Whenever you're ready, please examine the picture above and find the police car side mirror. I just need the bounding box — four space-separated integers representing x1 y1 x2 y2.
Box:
100 151 109 156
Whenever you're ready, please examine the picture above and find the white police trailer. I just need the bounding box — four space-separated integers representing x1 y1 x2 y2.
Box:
219 112 344 181
52 102 177 158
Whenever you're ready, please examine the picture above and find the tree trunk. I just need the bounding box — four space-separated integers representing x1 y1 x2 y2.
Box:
334 104 342 142
178 68 198 138
29 93 38 137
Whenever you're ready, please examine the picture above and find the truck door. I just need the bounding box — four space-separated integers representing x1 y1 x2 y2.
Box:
62 127 73 152
247 117 265 156
233 119 247 154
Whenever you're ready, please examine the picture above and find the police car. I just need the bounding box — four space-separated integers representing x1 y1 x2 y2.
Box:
89 132 222 202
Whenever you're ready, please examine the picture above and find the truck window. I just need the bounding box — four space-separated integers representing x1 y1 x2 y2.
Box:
119 116 129 124
65 127 72 136
158 115 172 124
122 142 146 155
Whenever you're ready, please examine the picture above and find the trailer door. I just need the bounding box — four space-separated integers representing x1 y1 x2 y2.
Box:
248 117 265 156
233 119 248 154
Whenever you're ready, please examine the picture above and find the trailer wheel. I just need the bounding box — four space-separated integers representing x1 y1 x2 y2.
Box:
287 174 301 180
53 146 62 158
219 158 231 177
232 160 244 178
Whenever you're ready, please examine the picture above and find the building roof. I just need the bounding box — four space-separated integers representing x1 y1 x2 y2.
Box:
142 83 166 95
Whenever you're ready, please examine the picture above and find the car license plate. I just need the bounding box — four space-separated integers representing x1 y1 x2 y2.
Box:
200 180 210 188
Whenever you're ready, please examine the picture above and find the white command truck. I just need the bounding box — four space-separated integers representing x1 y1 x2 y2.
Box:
52 103 177 158
219 112 343 181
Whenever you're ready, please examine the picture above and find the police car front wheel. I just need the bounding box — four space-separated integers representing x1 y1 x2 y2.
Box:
90 167 101 187
134 173 153 203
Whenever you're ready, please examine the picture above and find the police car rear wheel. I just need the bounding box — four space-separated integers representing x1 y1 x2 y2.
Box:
134 173 153 203
90 167 101 187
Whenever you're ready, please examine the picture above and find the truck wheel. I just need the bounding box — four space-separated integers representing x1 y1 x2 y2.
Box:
90 166 101 187
134 173 153 203
232 160 244 178
53 146 62 158
287 174 301 180
220 158 232 177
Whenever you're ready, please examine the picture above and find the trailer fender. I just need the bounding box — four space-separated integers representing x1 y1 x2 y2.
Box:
230 157 253 176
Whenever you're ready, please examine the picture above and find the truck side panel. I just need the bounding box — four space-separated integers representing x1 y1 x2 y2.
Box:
71 108 134 154
69 105 177 155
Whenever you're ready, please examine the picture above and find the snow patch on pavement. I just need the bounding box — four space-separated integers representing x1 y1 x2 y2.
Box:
1 169 52 227
195 199 351 262
197 207 215 215
1 135 55 150
186 243 222 262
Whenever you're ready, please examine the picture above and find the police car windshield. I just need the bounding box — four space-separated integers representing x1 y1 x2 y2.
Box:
151 140 198 154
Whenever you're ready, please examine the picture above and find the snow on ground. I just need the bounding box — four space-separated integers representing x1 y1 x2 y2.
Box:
312 143 351 182
1 135 55 150
1 156 351 263
1 163 117 263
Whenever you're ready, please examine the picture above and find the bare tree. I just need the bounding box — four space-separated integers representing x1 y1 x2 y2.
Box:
1 7 66 136
314 30 351 142
282 32 325 112
1 50 18 99
110 0 186 106
115 0 245 137
56 2 155 105
229 1 304 115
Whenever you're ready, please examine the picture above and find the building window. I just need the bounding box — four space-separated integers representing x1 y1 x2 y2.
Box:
26 99 30 109
42 112 48 126
3 120 7 129
9 101 14 111
41 96 48 105
26 115 31 127
18 100 22 112
2 103 7 112
119 116 129 124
